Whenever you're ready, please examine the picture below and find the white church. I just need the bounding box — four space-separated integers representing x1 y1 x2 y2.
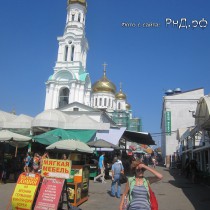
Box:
43 0 139 131
0 0 145 145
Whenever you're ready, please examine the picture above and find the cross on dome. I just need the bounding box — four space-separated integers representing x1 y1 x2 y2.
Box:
102 62 107 76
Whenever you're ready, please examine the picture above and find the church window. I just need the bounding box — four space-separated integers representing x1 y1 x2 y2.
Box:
71 45 75 61
118 102 121 110
59 88 69 108
78 13 81 22
99 98 102 106
95 98 97 106
72 14 75 21
73 108 79 111
64 46 68 61
108 99 111 107
104 98 107 106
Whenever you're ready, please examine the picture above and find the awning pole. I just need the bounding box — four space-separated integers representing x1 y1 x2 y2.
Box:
15 146 18 157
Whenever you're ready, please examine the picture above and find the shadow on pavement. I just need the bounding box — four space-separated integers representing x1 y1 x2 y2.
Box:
168 167 210 210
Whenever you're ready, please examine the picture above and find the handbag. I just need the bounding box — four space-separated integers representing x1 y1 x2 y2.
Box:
119 173 128 184
148 184 158 210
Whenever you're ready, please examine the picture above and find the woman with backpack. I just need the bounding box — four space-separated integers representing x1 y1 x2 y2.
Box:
119 160 163 210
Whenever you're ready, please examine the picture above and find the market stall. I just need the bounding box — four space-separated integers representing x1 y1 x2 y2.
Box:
46 139 93 207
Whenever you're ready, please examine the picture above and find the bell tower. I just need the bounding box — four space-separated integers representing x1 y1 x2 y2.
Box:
44 0 91 110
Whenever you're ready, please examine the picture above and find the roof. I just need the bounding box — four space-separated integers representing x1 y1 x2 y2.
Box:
122 130 156 145
32 109 110 130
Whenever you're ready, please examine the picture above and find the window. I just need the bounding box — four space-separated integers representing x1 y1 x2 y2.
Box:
64 46 68 61
104 98 107 106
118 102 121 110
72 14 75 21
71 45 75 61
73 108 79 111
99 98 102 106
108 98 111 107
59 88 69 108
95 98 98 106
78 13 81 22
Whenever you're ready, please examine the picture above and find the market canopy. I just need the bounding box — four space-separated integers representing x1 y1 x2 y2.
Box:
0 130 31 142
33 128 96 145
87 139 121 150
0 129 32 157
46 139 93 154
122 130 156 145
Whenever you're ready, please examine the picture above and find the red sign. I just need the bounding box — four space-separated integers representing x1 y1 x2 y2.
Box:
34 178 65 210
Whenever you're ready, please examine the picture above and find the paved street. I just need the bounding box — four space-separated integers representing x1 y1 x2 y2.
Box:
1 166 210 210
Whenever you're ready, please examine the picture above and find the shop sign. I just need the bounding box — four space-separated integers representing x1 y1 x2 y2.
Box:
34 177 65 210
11 173 41 210
41 159 71 179
165 111 171 136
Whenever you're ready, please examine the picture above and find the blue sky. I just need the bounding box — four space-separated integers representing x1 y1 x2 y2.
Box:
0 0 209 145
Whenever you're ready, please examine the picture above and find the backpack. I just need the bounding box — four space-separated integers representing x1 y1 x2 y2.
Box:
147 181 158 210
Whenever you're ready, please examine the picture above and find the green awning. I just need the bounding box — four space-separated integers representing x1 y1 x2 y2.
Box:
33 128 96 145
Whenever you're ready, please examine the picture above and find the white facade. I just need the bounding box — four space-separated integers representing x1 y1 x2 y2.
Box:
161 88 204 167
45 2 91 110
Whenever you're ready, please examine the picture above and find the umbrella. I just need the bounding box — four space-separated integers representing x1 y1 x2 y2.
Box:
46 139 93 154
0 130 31 157
0 130 31 142
87 139 121 149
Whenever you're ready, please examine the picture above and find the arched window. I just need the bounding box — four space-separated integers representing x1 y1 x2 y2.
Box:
104 98 107 106
72 14 75 21
99 98 102 106
118 102 121 110
71 45 75 61
78 13 81 22
59 88 69 108
108 99 111 107
64 46 68 61
95 98 97 106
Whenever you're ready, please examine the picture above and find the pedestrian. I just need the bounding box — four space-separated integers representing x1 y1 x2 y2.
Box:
62 154 67 160
39 151 49 173
32 153 40 173
94 152 106 183
24 152 31 173
119 160 163 210
184 157 190 178
152 156 156 168
111 157 124 198
189 159 198 183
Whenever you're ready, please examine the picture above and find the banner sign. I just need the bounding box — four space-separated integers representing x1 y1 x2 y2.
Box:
12 173 41 210
34 178 65 210
41 159 71 179
165 111 171 136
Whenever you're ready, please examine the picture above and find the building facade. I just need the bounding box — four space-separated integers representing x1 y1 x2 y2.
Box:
178 95 210 174
161 88 204 168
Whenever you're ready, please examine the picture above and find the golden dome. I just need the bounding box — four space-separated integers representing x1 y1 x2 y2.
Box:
125 103 131 110
116 84 126 100
92 64 116 94
68 0 87 7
